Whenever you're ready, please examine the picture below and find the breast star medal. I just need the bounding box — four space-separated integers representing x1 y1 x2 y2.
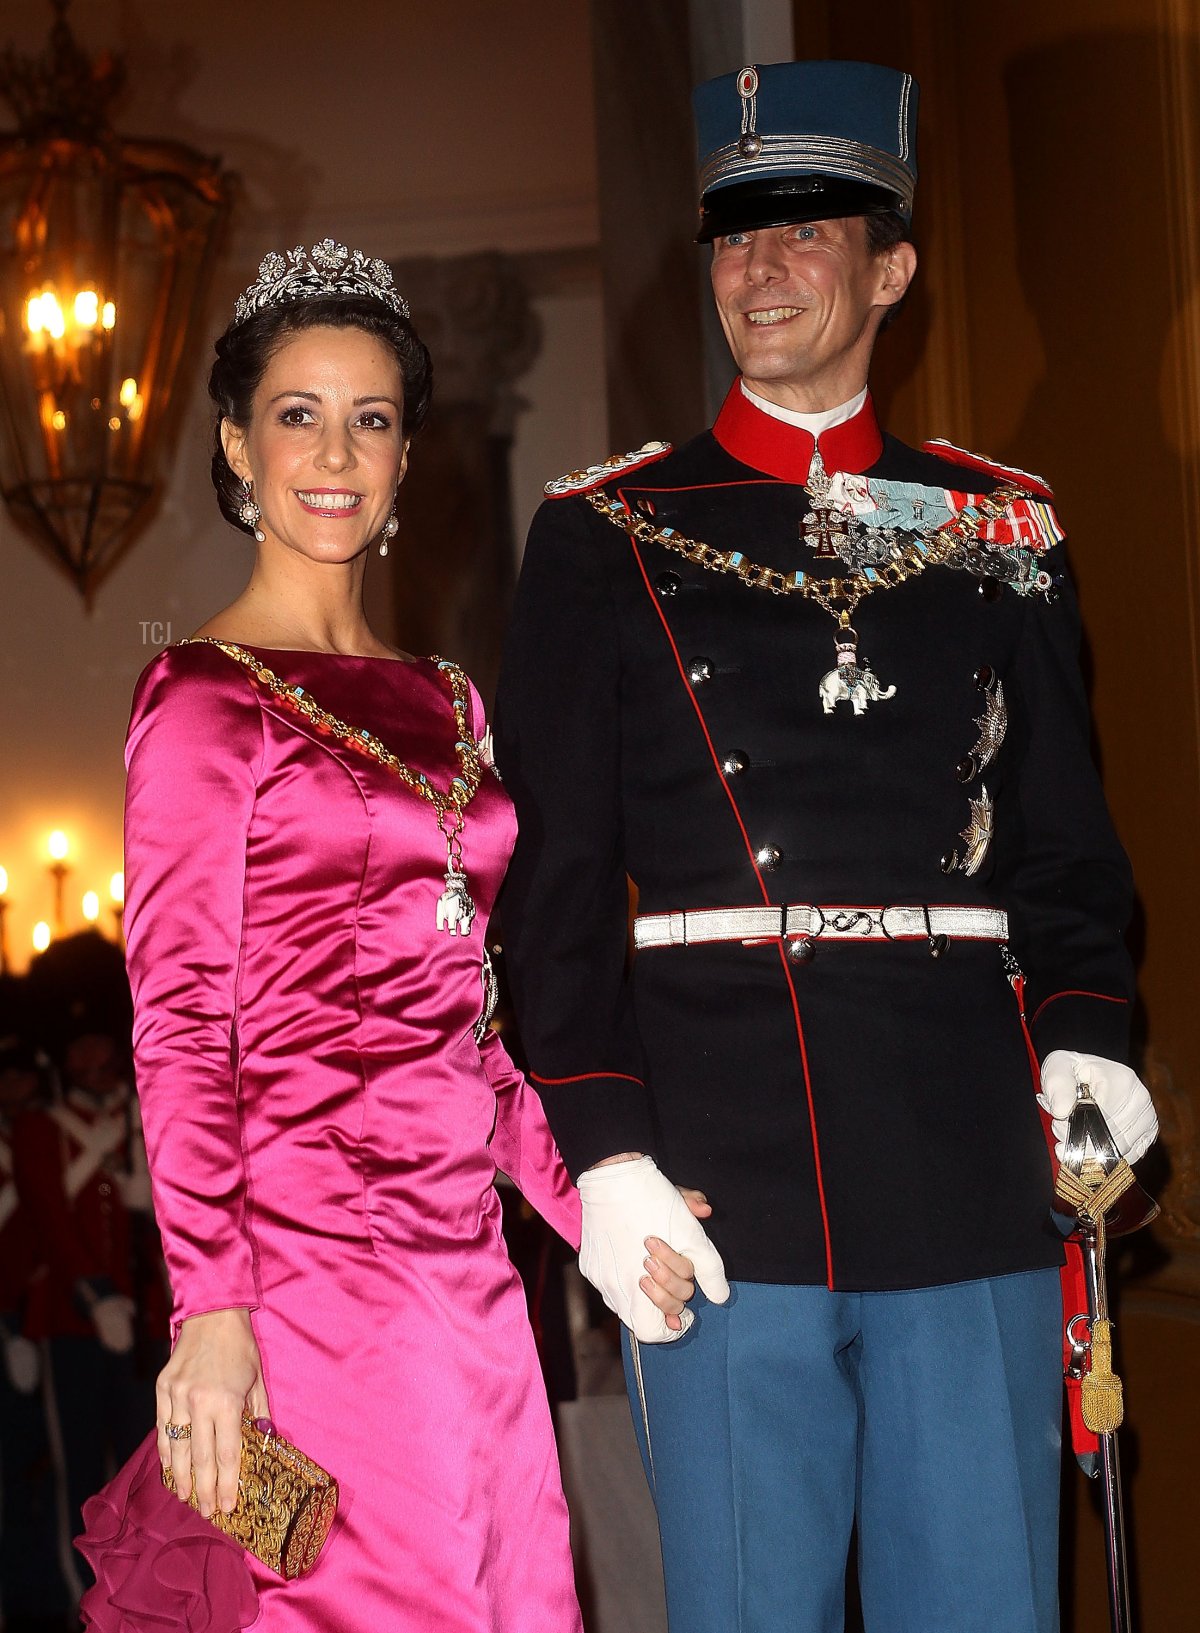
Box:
941 787 995 877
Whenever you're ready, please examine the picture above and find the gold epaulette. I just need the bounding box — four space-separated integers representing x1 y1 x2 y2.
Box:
544 440 672 499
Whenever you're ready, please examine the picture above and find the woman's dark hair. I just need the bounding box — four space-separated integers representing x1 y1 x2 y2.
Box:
208 295 433 534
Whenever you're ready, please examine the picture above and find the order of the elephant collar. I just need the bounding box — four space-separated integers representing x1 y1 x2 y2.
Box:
713 379 883 484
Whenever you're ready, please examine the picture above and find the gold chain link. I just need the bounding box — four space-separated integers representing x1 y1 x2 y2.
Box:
585 481 1030 625
180 639 484 820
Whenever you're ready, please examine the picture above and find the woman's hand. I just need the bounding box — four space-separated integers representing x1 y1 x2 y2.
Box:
636 1186 718 1332
156 1308 269 1518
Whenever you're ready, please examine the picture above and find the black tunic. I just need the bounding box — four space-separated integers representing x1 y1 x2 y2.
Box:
494 389 1133 1291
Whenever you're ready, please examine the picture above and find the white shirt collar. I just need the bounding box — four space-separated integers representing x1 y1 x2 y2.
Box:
740 380 869 437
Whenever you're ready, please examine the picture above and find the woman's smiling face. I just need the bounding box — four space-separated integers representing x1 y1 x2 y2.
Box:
221 323 408 563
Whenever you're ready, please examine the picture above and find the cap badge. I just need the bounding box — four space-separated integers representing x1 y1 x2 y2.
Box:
736 66 763 157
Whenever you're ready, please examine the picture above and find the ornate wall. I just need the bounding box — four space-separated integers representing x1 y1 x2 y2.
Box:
379 252 542 701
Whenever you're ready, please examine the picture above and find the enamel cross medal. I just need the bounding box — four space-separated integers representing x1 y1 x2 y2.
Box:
800 449 853 559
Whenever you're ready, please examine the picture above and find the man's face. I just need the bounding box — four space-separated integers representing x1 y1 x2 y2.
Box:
709 216 915 409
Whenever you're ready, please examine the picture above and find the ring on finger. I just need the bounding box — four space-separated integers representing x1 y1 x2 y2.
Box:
165 1421 192 1442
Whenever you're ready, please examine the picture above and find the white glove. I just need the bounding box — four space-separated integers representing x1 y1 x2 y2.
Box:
1037 1050 1159 1167
91 1293 136 1355
3 1333 40 1393
578 1155 730 1344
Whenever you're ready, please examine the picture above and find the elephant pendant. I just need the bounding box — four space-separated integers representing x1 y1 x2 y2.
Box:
818 644 897 717
436 866 477 936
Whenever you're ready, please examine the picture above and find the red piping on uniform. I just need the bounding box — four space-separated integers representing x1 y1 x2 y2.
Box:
625 518 836 1289
1030 990 1129 1025
530 1070 644 1087
619 478 774 499
773 946 832 1286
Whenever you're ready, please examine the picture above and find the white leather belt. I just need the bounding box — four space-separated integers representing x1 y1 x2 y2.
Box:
632 903 1009 950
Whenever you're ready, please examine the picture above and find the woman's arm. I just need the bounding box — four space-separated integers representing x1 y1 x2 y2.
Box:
479 1027 582 1249
124 644 269 1514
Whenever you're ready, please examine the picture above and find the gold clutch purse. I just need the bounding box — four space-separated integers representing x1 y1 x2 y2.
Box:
162 1414 339 1579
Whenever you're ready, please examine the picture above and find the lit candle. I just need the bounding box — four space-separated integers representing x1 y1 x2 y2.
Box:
82 890 100 922
32 921 51 953
47 830 71 932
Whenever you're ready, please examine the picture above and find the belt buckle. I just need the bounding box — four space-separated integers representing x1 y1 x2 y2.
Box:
826 908 877 939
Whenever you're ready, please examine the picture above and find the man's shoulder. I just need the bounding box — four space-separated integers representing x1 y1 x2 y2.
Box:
541 427 730 502
878 431 1055 499
542 439 675 500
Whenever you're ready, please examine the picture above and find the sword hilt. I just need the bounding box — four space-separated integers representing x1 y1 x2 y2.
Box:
1054 1081 1159 1237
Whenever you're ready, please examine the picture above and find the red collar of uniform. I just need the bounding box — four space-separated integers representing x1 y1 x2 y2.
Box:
712 380 884 483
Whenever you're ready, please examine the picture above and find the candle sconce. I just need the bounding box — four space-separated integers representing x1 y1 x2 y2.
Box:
46 829 70 933
1 840 126 968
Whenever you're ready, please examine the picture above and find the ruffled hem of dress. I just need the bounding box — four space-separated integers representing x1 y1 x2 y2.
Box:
76 1429 260 1632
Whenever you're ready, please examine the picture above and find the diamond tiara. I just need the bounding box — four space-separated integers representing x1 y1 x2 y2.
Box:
232 239 410 326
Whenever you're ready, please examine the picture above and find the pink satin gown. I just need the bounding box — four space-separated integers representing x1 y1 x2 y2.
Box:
122 641 584 1632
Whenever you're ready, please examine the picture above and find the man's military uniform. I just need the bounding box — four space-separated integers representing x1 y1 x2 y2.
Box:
495 58 1137 1633
497 387 1132 1295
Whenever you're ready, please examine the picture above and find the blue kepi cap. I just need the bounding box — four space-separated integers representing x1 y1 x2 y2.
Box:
693 60 918 243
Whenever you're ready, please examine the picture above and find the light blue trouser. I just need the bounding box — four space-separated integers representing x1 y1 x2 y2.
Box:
623 1270 1062 1633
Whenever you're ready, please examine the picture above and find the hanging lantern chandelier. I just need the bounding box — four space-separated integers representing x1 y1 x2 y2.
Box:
0 0 233 604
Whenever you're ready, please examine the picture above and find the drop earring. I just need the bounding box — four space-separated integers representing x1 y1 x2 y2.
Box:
239 477 265 542
379 498 399 557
